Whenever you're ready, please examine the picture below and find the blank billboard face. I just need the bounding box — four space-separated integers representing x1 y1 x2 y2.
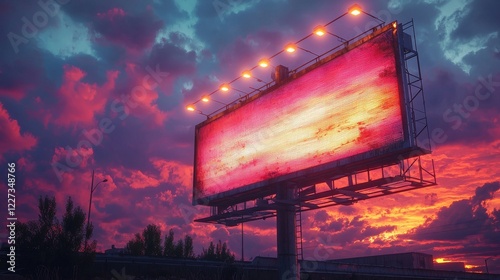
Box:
194 29 404 203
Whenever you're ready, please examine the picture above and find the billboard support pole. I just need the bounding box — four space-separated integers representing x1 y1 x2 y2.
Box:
276 183 300 279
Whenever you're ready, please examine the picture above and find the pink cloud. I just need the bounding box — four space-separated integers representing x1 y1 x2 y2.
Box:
151 158 192 194
0 102 37 157
109 166 161 189
113 63 169 126
17 156 35 172
51 146 95 169
51 65 118 127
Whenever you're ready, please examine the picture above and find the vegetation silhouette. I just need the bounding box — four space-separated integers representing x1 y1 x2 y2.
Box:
125 223 234 261
15 195 96 278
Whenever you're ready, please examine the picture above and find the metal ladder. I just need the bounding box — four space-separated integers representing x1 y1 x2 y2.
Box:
295 205 303 260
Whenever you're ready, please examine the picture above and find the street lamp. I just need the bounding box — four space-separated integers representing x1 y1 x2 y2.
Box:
485 257 492 274
84 169 107 250
284 43 319 57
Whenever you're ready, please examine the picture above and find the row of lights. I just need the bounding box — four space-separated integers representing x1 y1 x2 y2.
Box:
186 4 368 114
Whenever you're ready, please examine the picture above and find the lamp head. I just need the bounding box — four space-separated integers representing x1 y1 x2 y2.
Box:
285 44 296 53
313 25 326 36
258 58 270 68
348 4 362 16
242 71 252 78
220 84 230 91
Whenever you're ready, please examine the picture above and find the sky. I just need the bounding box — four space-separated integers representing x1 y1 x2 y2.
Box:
0 0 499 274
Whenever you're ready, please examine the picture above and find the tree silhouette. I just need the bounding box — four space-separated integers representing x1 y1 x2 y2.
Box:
56 197 89 270
163 229 175 257
200 241 216 261
16 195 95 278
126 224 163 256
126 233 145 256
125 225 196 259
60 197 86 252
143 224 162 256
17 196 59 263
174 239 184 258
199 240 235 262
183 235 195 258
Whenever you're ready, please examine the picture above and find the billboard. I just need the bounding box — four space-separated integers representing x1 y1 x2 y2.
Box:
194 26 411 205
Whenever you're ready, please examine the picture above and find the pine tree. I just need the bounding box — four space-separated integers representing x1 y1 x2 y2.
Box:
183 235 195 258
163 229 175 257
174 239 184 257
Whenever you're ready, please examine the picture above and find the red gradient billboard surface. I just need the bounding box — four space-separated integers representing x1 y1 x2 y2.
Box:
194 29 405 204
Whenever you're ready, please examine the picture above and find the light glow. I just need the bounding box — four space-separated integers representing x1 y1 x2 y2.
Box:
314 25 326 36
186 105 195 111
285 44 296 53
258 58 269 68
220 84 229 91
201 96 210 102
194 29 405 201
242 71 252 78
348 4 362 16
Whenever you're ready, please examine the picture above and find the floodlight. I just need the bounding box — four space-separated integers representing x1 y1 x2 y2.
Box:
313 25 326 36
285 44 296 53
220 84 230 91
258 58 270 68
348 4 362 16
201 96 210 102
242 70 252 78
186 105 195 111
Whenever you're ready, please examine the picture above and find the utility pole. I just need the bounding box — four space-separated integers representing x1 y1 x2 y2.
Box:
84 170 107 250
241 222 244 261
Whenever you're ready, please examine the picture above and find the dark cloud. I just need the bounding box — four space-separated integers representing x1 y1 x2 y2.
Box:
147 37 197 78
462 36 500 78
450 0 500 42
0 56 40 99
92 8 163 52
472 182 500 206
312 214 396 246
425 72 500 147
193 0 341 64
408 182 499 243
61 1 186 27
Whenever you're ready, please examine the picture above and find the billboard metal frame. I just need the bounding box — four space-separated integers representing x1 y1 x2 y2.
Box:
193 21 434 209
194 20 436 225
193 15 435 279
